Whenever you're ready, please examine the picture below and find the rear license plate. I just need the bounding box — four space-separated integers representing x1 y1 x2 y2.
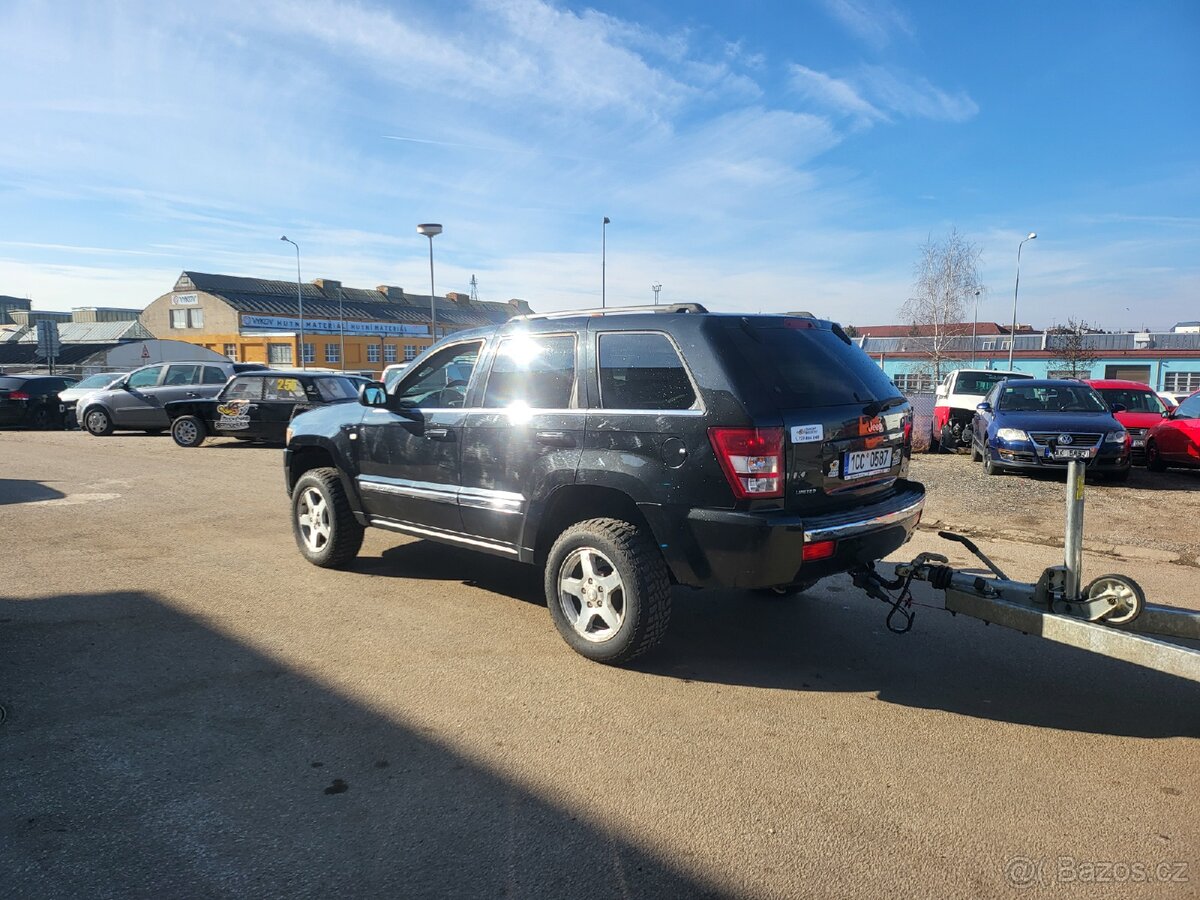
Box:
842 447 895 480
1047 448 1093 460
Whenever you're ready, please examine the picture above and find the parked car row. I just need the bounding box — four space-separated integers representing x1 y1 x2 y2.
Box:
964 375 1199 478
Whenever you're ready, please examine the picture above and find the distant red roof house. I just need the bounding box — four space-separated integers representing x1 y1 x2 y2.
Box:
852 322 1037 338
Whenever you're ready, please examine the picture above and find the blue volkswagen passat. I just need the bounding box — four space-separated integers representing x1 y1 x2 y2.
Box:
970 379 1131 480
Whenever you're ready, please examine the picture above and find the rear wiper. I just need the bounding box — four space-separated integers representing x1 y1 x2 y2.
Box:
862 396 907 417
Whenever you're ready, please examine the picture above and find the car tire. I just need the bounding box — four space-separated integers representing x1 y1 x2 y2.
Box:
982 448 1002 476
544 517 671 664
291 467 364 568
969 441 982 462
82 406 114 436
171 415 207 448
1145 441 1167 472
939 425 956 453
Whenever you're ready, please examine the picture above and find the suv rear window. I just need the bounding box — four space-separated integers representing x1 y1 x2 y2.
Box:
598 332 696 410
0 377 26 390
729 320 901 407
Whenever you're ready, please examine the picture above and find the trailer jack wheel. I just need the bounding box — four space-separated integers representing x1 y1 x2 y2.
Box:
1085 574 1145 626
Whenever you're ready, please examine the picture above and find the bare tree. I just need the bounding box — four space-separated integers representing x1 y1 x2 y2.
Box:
899 229 983 384
1046 318 1100 378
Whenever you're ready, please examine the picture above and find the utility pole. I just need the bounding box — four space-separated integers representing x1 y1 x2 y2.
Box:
652 283 662 306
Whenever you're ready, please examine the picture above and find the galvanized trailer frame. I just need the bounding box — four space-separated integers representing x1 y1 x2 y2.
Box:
856 460 1200 682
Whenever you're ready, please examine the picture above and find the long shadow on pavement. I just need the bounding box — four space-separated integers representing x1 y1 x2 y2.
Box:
359 542 1200 740
0 590 722 899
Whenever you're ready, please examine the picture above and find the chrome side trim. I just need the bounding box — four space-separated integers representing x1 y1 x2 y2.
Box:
458 485 526 515
369 517 519 555
803 495 925 543
358 476 458 506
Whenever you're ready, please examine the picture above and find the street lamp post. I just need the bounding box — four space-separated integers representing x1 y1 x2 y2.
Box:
1008 232 1037 370
279 235 305 368
972 288 981 367
652 283 662 305
602 217 610 308
417 224 443 346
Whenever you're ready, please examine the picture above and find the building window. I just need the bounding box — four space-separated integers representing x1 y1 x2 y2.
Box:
325 343 340 363
1165 371 1200 394
302 342 315 364
384 344 398 363
404 344 418 361
223 343 238 360
1048 369 1091 380
170 308 204 329
367 344 381 363
268 344 293 365
893 373 936 394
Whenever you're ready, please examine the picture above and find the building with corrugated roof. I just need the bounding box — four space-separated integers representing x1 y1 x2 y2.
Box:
139 271 533 372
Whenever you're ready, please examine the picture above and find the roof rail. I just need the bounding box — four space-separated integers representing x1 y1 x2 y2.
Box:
514 302 709 321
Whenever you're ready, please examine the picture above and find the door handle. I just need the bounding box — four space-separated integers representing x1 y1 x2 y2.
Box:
536 430 576 448
426 427 456 441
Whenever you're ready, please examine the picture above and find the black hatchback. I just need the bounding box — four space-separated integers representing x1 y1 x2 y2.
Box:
0 374 78 429
165 370 362 447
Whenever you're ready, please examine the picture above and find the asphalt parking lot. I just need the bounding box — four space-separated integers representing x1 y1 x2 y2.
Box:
2 432 1197 898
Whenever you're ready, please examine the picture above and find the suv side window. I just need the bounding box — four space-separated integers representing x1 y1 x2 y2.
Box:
483 334 576 409
164 364 199 386
127 366 164 389
202 366 228 385
396 342 482 409
598 332 696 411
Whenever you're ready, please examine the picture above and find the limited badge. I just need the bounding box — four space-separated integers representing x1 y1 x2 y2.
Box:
791 424 824 443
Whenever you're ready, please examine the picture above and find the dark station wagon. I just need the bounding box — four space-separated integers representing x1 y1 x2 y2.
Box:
165 370 362 447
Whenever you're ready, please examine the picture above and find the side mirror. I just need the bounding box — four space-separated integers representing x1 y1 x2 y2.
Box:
359 381 388 408
1110 403 1127 413
1162 409 1172 419
976 402 992 413
935 386 948 398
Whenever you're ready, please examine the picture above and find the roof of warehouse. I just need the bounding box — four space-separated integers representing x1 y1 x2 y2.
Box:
180 271 523 328
0 342 117 366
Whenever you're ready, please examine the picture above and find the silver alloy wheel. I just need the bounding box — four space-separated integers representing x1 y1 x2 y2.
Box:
296 486 332 554
1089 575 1144 626
174 418 199 445
85 409 109 434
557 546 626 643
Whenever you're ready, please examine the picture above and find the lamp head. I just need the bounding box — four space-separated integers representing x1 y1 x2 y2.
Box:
603 217 611 225
417 223 443 237
1027 232 1037 240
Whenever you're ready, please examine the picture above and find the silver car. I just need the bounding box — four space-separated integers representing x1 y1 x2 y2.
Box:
77 361 235 435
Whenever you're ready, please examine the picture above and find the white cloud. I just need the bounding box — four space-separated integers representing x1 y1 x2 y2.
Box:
818 0 914 49
788 65 885 125
855 65 978 122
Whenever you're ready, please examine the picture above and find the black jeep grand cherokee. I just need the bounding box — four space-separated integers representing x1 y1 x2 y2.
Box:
284 304 924 663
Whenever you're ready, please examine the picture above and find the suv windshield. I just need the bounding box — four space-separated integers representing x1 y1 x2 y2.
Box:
997 383 1108 413
1097 388 1164 414
729 320 901 407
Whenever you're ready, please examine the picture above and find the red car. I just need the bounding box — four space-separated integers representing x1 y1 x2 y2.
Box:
1145 390 1200 471
1083 379 1171 462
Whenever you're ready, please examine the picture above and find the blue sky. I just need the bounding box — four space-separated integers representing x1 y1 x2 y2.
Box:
1 0 1197 330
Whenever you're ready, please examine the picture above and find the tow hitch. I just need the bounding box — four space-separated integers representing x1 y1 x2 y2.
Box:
853 460 1200 682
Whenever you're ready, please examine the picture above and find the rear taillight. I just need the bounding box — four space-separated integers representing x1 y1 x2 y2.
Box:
708 427 784 499
903 415 913 449
802 540 837 561
8 390 30 401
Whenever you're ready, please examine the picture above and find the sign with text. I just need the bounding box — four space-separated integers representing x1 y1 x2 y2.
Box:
240 314 430 337
171 294 200 306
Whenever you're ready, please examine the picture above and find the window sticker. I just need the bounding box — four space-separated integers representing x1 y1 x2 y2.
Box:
791 424 824 443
